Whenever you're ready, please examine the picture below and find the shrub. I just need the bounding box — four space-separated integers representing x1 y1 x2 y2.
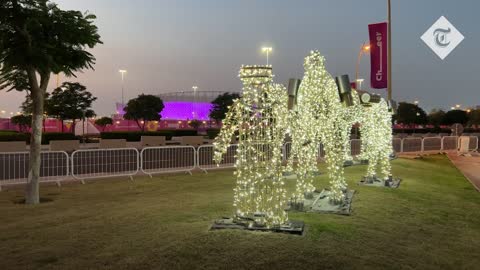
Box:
206 129 221 139
0 132 30 142
0 132 77 144
42 132 77 144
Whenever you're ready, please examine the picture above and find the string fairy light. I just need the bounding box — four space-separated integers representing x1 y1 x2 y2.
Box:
288 51 362 204
358 99 394 180
213 65 290 227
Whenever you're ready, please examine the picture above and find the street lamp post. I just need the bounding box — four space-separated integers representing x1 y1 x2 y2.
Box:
356 78 365 90
262 47 272 66
355 43 370 89
119 69 127 105
387 0 393 100
192 86 198 119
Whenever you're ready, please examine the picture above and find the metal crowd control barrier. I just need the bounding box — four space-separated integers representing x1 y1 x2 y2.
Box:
141 146 196 176
441 136 458 151
422 137 442 152
197 144 237 172
71 148 139 183
317 143 325 160
350 139 362 157
2 135 479 190
392 138 402 153
282 142 324 161
0 151 69 190
401 137 422 152
283 142 292 162
468 136 479 151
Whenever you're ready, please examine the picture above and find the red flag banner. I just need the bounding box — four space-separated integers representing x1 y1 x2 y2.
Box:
368 22 388 89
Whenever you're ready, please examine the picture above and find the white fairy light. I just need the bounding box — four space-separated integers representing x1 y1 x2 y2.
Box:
213 65 289 227
288 51 362 204
358 99 393 180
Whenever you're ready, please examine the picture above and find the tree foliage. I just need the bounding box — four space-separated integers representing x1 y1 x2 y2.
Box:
21 92 51 115
95 116 113 132
124 94 164 131
443 110 468 126
427 109 446 127
46 82 96 131
188 119 202 130
0 0 102 204
209 92 241 122
467 109 480 127
11 114 32 132
394 102 427 126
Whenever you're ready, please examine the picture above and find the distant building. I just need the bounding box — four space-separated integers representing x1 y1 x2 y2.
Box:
116 90 241 121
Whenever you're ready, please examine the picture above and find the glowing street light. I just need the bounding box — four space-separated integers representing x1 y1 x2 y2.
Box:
119 69 127 105
261 47 273 66
414 100 419 105
355 42 370 86
455 104 461 109
450 107 455 110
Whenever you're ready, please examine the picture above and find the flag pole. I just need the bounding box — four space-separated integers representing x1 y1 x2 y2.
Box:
387 0 392 100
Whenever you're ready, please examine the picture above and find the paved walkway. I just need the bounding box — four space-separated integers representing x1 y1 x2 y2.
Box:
447 152 480 192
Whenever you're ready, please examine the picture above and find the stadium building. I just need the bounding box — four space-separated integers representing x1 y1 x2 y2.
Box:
115 90 241 122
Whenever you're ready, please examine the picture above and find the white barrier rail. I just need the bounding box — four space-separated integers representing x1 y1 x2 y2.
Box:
350 139 362 157
197 144 237 172
71 148 139 183
392 138 402 153
422 137 442 152
441 136 458 151
0 151 69 190
402 138 422 152
1 135 479 189
141 146 196 176
469 136 479 151
317 143 325 160
283 142 292 162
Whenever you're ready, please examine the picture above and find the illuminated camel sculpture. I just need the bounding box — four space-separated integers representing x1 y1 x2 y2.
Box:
287 51 360 204
357 99 395 184
288 51 398 209
213 65 291 228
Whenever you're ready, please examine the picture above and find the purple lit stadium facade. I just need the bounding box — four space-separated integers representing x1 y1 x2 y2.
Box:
116 91 240 121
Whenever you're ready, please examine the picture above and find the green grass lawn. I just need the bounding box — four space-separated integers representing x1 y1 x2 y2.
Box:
0 155 479 270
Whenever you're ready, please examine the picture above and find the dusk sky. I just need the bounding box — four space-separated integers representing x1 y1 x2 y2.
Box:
1 0 478 116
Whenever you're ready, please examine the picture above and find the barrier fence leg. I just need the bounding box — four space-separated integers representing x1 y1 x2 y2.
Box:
129 175 134 182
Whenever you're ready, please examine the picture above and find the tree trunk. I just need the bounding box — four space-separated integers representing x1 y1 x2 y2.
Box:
71 119 76 134
135 120 142 131
25 70 49 205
